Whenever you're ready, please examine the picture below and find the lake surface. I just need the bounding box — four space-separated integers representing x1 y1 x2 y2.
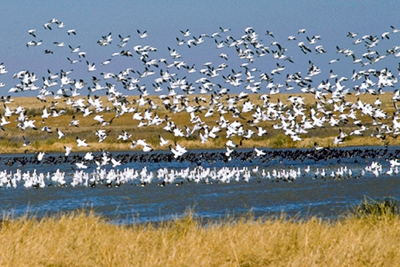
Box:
1 146 400 224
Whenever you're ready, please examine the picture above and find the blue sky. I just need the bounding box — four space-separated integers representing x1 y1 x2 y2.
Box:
1 1 400 96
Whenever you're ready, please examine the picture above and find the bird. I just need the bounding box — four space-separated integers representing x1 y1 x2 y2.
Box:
170 143 187 158
22 136 30 147
142 145 154 152
314 142 324 151
219 27 230 33
67 29 76 35
118 34 130 42
0 116 10 128
66 57 79 65
43 22 52 30
137 29 148 39
57 128 65 139
64 146 72 156
226 140 238 148
111 157 121 168
28 29 36 37
101 59 111 65
257 127 267 137
76 137 89 147
41 126 52 133
117 130 132 141
75 162 88 169
37 152 45 161
69 116 79 127
254 147 266 157
266 30 274 37
86 61 96 72
298 28 306 34
180 29 191 37
159 135 169 146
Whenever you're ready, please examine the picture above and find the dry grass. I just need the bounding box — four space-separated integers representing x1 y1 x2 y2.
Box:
0 209 399 266
0 92 397 153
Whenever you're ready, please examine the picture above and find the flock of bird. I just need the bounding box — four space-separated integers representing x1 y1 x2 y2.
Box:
3 153 400 189
0 165 364 188
0 146 397 188
0 159 398 189
1 18 400 185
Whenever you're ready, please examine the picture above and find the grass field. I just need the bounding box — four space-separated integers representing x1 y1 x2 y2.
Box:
0 92 397 154
1 201 399 267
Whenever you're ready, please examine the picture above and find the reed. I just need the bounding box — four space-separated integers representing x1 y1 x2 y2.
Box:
0 207 400 266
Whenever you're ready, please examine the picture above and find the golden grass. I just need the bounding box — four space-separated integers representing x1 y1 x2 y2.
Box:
0 92 397 153
1 209 400 266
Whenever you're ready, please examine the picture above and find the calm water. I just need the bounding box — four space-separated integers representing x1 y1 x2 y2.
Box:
1 147 400 224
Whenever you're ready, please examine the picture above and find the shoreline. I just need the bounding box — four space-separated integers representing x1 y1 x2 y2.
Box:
0 142 395 156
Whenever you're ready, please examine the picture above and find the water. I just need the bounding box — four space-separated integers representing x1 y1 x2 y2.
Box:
1 146 400 224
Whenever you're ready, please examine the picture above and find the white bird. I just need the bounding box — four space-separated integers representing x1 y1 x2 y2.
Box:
76 137 89 147
69 45 80 53
64 146 72 156
142 145 154 152
180 29 191 37
314 142 324 151
101 59 111 65
67 57 79 65
28 29 36 37
159 135 169 146
69 116 79 127
225 146 234 158
84 152 94 161
76 162 88 169
257 127 267 137
298 28 306 34
254 147 266 157
67 29 76 35
118 34 130 42
0 116 10 128
226 140 238 148
4 105 13 117
54 42 65 47
137 29 148 39
111 158 121 168
41 126 52 133
117 130 131 141
390 159 400 168
57 128 65 139
41 107 50 119
86 61 96 72
170 143 187 158
37 152 45 161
